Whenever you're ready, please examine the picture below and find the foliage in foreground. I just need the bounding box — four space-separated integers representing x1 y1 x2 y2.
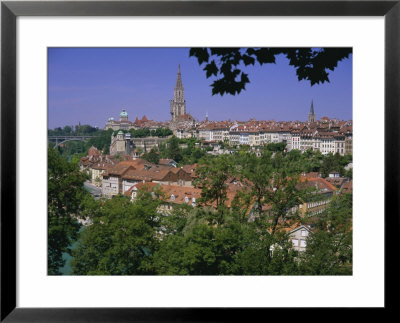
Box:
68 192 352 276
298 193 353 275
48 148 87 274
49 145 352 275
189 47 352 96
70 193 161 275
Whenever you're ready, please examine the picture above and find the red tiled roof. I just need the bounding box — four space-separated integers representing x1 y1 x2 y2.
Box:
302 172 321 178
341 180 353 193
159 159 176 165
299 176 337 192
325 177 346 187
268 220 313 234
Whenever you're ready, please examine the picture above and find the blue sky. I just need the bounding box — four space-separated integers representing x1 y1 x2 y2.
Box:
48 48 352 129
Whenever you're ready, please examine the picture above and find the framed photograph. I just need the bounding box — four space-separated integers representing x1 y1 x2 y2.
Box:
1 0 398 321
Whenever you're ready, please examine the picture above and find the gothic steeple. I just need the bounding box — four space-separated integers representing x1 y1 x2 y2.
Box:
175 64 183 88
174 64 184 102
170 64 186 121
308 100 316 122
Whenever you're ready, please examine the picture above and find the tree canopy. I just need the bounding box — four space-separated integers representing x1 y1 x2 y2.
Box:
189 47 352 96
298 193 353 275
50 144 352 276
48 148 88 274
71 193 162 275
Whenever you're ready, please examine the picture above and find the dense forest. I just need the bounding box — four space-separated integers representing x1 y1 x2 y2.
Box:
48 143 352 276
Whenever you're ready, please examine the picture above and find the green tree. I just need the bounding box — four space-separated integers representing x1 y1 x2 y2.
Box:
166 136 182 162
266 171 308 235
135 147 143 156
130 128 151 138
345 168 353 179
153 216 249 275
230 222 272 275
298 193 353 275
70 152 87 168
237 150 273 218
152 207 301 275
71 193 161 275
194 155 234 218
266 142 286 152
87 128 113 153
266 237 300 275
152 127 173 137
77 124 97 134
63 125 72 134
320 152 345 177
142 147 160 164
48 148 87 274
152 224 217 275
190 47 352 96
158 204 194 236
238 151 310 235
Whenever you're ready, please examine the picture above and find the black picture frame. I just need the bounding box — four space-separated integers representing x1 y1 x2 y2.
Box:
1 0 398 321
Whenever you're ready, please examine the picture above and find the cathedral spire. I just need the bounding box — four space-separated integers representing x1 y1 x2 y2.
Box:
308 100 316 122
175 64 183 89
170 64 186 121
310 100 315 115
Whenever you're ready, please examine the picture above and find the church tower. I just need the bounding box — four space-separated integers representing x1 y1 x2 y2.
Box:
308 100 316 122
170 65 186 121
120 109 128 122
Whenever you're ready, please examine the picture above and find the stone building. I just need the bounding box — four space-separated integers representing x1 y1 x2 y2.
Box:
110 131 135 156
109 129 171 157
170 65 186 121
105 109 136 131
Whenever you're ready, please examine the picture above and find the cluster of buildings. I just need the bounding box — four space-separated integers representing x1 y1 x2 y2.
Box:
104 65 195 133
101 159 193 197
80 146 351 206
105 111 169 131
189 106 352 156
103 66 352 157
109 130 170 156
80 65 353 252
105 65 196 156
79 147 193 195
79 145 352 252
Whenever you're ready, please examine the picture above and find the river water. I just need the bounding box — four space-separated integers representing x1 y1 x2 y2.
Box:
58 228 84 275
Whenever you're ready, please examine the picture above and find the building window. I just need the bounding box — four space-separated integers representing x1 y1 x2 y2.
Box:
300 240 307 247
301 230 308 237
292 239 298 247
